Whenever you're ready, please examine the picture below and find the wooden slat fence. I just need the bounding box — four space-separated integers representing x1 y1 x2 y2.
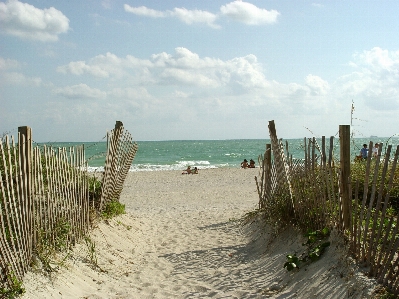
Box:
0 131 89 291
0 132 33 288
255 120 399 294
351 143 399 291
0 121 138 292
99 121 138 210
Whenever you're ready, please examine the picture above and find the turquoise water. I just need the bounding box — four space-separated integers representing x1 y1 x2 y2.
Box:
33 137 397 171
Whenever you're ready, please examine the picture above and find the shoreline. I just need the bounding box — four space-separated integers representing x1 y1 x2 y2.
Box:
86 165 251 172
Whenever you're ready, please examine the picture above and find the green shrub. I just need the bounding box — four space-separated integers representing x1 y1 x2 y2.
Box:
88 176 102 207
351 159 399 209
284 254 300 271
0 271 25 297
35 218 71 272
284 228 331 271
84 235 98 266
102 200 125 219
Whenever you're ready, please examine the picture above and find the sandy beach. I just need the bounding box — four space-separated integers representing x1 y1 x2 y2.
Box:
22 168 378 298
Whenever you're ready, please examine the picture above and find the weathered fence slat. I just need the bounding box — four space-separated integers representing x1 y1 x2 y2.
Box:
100 121 138 211
0 138 23 283
9 136 27 274
361 142 382 262
368 145 391 268
339 125 351 230
2 136 23 279
352 180 360 253
372 146 399 277
356 142 373 259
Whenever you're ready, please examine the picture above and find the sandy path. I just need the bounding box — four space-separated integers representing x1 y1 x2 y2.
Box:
21 168 377 298
118 168 264 298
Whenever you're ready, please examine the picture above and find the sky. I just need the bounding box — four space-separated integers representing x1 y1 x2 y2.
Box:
1 0 399 142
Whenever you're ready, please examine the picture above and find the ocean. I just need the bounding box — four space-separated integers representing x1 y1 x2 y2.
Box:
33 137 397 172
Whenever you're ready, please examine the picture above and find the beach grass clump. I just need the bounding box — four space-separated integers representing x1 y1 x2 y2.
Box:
83 235 98 267
243 185 295 237
372 285 397 299
101 200 125 219
351 159 399 210
35 218 72 273
263 190 294 232
0 270 25 298
262 158 399 234
352 203 397 253
88 175 102 207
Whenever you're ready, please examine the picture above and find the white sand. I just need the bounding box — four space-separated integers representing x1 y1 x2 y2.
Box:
22 168 378 298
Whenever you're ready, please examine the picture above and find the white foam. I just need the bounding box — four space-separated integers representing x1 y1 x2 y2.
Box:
86 161 235 172
87 166 104 173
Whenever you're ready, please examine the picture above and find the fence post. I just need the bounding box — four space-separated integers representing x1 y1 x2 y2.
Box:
322 136 326 167
18 126 32 202
266 143 271 179
112 120 123 160
18 126 33 257
115 121 123 130
339 125 351 229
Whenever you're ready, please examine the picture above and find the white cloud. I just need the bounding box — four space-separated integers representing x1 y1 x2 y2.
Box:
57 53 125 78
57 61 93 76
53 84 106 100
305 74 330 95
124 5 166 18
124 4 219 28
52 46 399 131
1 71 42 86
124 2 279 28
354 47 399 70
8 45 399 140
0 57 19 70
0 0 69 42
125 55 153 67
338 47 399 110
220 1 280 25
226 54 267 88
57 48 267 89
151 47 223 69
160 68 220 87
171 8 219 29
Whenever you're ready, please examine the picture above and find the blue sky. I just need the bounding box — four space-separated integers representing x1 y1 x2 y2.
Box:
1 0 399 141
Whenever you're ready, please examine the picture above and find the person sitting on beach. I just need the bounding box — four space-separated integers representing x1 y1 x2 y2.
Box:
192 167 198 174
357 144 368 160
241 159 248 169
248 159 255 168
182 166 191 174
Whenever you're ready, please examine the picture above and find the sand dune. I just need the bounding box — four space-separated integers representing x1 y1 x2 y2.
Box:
22 169 378 298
